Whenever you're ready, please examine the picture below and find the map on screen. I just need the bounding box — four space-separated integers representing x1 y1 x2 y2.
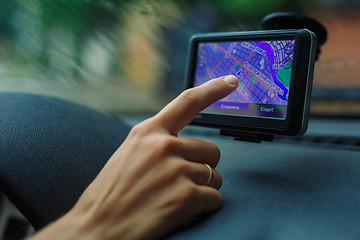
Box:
194 40 295 118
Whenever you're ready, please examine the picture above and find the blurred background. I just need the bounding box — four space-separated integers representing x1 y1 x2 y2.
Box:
0 1 359 238
0 0 359 115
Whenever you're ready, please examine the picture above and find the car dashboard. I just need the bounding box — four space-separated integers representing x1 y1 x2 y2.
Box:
121 116 360 240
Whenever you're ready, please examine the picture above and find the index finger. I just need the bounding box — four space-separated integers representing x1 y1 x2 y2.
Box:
154 75 239 135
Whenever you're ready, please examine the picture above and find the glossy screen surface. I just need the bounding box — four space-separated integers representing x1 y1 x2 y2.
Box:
194 40 295 119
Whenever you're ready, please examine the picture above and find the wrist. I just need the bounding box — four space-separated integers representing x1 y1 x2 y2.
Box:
28 209 95 240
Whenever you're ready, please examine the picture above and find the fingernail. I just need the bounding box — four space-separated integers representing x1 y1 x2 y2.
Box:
223 75 238 86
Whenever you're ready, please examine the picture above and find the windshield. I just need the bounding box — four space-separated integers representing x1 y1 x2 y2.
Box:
0 0 359 116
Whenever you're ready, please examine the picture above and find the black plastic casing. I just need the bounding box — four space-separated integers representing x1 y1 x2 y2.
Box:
185 29 317 136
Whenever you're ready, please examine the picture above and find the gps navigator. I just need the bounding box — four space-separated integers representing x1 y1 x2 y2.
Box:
185 29 317 141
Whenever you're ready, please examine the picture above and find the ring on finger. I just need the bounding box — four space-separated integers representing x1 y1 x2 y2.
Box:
204 163 213 186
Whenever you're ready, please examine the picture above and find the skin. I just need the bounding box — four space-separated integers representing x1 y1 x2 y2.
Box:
29 75 239 240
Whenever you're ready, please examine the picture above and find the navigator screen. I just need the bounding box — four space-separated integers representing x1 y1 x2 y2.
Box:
193 40 295 119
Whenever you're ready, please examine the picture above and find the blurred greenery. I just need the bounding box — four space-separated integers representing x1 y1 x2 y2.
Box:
0 0 358 112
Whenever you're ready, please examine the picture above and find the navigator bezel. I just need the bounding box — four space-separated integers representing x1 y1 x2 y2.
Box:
185 29 316 136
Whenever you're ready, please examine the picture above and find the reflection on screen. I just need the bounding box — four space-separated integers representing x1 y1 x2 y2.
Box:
194 40 295 119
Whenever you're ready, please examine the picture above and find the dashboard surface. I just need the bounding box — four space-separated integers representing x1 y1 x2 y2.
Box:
121 117 360 240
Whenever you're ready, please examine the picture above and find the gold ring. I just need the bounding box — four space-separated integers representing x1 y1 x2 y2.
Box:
204 164 213 186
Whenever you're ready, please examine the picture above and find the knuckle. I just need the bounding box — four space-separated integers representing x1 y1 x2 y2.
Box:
207 78 224 92
183 184 200 201
156 135 181 153
138 135 181 162
212 171 223 190
208 141 221 160
179 88 199 105
129 118 158 138
174 183 200 206
169 160 192 177
130 122 150 137
212 191 223 207
211 78 223 89
218 173 223 188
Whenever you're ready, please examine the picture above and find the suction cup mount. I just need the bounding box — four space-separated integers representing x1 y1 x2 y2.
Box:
261 12 327 60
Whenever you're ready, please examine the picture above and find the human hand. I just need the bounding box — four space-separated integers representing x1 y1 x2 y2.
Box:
29 75 239 240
